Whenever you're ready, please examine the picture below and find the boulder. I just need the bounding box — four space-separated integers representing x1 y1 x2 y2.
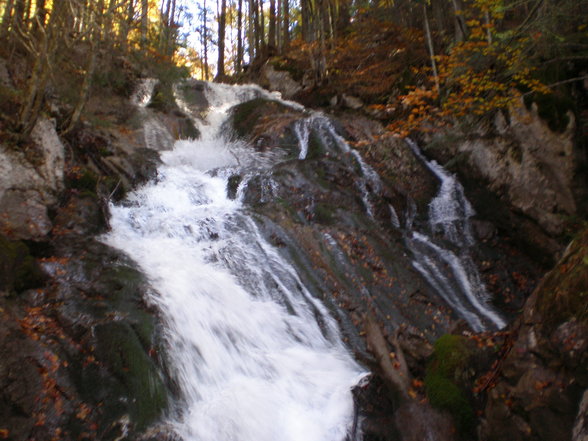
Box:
0 117 64 239
260 63 302 99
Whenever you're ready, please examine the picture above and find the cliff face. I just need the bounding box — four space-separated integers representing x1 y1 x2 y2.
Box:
480 228 588 441
423 100 587 265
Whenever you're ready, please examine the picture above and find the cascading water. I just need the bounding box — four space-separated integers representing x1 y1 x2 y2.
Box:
293 114 382 217
404 140 506 332
104 83 366 441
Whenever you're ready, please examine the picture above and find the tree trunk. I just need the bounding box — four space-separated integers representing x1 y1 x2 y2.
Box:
1 0 15 36
202 0 209 80
120 0 135 52
140 0 148 47
450 0 467 42
248 0 255 61
423 3 440 95
268 0 276 52
216 0 227 79
282 0 289 49
236 0 243 72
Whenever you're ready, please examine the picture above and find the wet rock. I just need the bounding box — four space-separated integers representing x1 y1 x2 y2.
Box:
480 228 588 441
574 390 588 441
342 94 364 110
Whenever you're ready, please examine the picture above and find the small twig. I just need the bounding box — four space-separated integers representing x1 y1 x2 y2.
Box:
523 75 588 96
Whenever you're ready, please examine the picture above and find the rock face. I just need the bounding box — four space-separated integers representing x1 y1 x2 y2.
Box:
425 100 586 263
0 118 64 239
0 75 203 440
479 228 588 441
226 98 544 441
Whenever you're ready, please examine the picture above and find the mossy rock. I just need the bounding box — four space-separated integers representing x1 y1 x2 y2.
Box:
313 203 336 225
0 235 45 293
425 334 475 437
93 321 168 430
230 98 298 139
148 82 178 113
66 167 99 194
535 228 588 330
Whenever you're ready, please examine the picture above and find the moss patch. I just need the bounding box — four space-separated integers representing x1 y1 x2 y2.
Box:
425 335 475 437
0 235 45 293
535 228 588 330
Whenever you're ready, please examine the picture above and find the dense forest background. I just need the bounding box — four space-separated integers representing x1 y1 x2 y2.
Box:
1 0 587 143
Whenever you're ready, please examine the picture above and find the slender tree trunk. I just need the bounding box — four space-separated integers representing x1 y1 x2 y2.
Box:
13 0 25 33
276 0 281 50
282 0 289 49
301 0 309 41
216 0 227 79
450 0 467 42
167 0 177 55
236 0 243 72
35 0 47 28
104 0 116 45
65 0 103 133
335 0 350 35
120 0 135 51
248 0 255 61
268 0 276 52
258 0 265 55
202 0 209 80
423 3 440 95
140 0 148 47
1 0 15 36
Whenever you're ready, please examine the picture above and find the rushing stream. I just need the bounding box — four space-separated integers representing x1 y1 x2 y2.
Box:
104 83 366 441
405 139 506 332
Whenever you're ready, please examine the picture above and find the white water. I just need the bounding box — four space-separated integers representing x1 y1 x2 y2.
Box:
405 140 506 332
105 83 365 441
293 114 382 217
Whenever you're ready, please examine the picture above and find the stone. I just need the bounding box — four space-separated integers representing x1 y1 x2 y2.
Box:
261 63 302 99
342 94 364 110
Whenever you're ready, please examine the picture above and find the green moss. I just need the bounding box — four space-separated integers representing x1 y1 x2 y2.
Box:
0 235 45 293
425 334 475 438
230 98 294 139
536 229 588 330
67 168 99 193
313 203 335 225
148 82 178 113
94 322 168 430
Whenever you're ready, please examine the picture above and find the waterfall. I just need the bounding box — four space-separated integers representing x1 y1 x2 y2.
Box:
293 114 382 217
104 83 366 441
404 140 506 332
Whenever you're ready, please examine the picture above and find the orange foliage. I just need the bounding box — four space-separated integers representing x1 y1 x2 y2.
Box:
388 0 550 137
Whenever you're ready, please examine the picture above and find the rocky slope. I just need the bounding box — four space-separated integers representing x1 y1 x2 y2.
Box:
0 67 196 439
0 67 586 441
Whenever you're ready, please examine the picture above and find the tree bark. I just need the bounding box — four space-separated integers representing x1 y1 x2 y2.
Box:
216 0 227 79
423 3 440 95
268 0 276 52
1 0 15 37
282 0 289 49
236 0 243 72
140 0 148 47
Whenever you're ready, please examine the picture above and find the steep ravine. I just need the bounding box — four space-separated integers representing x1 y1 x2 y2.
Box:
0 77 586 441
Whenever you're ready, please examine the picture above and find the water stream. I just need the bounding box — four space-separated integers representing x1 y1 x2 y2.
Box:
405 139 506 332
105 83 366 441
